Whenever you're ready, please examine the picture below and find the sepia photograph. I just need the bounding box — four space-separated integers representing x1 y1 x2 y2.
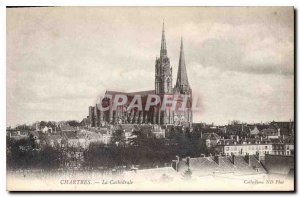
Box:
6 6 294 191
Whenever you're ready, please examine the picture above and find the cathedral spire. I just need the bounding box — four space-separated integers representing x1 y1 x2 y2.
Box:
175 38 190 94
160 21 167 57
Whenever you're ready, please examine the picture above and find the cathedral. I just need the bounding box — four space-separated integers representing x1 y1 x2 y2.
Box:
88 22 193 127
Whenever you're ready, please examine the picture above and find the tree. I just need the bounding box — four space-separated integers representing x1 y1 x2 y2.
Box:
129 128 153 147
16 124 33 131
38 146 61 170
67 120 81 127
83 142 117 168
111 129 126 146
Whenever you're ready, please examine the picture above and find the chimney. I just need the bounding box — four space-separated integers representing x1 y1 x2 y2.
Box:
172 156 180 172
245 153 250 166
231 153 235 165
256 152 260 162
186 157 191 168
214 155 221 166
236 135 239 142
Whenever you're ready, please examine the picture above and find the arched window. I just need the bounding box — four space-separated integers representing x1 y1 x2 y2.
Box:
167 78 170 88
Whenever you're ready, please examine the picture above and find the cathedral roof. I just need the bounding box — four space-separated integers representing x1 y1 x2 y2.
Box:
105 90 155 96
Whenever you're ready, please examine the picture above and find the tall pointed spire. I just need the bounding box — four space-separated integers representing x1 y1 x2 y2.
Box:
175 38 190 94
160 20 167 57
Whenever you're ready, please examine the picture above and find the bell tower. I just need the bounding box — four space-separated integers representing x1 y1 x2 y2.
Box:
155 22 173 95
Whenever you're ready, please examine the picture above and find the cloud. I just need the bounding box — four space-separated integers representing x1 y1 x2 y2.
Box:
6 7 294 126
185 20 294 76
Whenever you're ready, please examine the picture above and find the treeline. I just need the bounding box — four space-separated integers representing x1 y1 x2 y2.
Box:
6 137 60 171
7 127 213 170
9 120 82 131
83 128 213 169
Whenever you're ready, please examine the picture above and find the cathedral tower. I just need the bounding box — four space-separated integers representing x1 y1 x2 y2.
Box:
174 38 191 94
173 38 193 126
155 22 173 95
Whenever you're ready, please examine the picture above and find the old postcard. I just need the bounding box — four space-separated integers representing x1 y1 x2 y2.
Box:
6 6 294 191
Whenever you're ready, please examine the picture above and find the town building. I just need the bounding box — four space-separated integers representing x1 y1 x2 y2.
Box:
261 127 280 139
215 138 273 157
270 136 294 156
201 132 221 148
7 130 29 141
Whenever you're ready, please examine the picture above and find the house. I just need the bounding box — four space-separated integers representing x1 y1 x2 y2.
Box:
114 124 137 142
80 117 91 127
151 124 166 138
215 138 273 157
261 127 280 139
7 130 29 141
60 124 76 132
284 136 295 155
61 131 87 149
270 136 294 156
41 126 53 133
225 123 250 138
96 127 113 145
83 130 103 145
44 134 63 148
249 126 260 137
270 121 294 136
201 132 221 148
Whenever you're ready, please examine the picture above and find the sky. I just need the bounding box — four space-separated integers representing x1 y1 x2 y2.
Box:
6 7 294 126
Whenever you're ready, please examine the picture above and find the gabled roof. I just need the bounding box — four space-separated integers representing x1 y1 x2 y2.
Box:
256 124 272 131
249 126 260 135
233 155 267 175
264 154 294 175
60 124 75 131
283 136 294 144
202 133 221 140
85 132 102 140
178 155 266 176
62 131 77 139
189 157 220 173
